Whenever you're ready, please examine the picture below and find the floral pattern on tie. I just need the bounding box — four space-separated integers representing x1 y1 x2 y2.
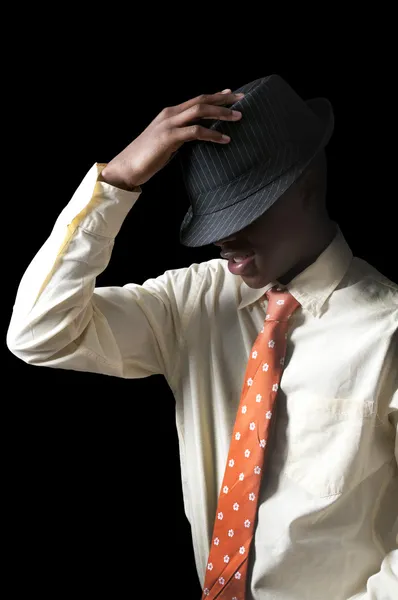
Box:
201 287 300 599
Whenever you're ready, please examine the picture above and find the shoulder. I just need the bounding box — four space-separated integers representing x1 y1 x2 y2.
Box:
342 256 398 316
146 257 230 289
139 257 236 312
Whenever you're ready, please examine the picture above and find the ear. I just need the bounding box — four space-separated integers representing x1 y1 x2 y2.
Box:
299 161 327 212
295 168 315 209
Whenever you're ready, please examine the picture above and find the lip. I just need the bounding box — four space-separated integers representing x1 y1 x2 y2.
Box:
227 255 256 276
220 249 254 260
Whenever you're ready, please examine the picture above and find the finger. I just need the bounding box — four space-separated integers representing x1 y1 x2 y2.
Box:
170 103 242 128
210 91 245 106
174 124 231 144
174 91 244 115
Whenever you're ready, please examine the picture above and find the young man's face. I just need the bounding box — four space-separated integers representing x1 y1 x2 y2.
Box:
214 182 316 288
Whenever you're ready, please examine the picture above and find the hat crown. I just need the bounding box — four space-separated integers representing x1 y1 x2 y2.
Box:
178 74 326 207
177 73 334 247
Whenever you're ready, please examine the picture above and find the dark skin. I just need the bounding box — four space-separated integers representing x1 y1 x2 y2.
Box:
101 88 336 287
214 152 337 288
101 88 244 190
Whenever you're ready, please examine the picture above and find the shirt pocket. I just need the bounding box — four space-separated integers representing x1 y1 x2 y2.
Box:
279 395 386 498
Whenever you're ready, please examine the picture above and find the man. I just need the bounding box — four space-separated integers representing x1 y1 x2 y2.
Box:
7 75 397 599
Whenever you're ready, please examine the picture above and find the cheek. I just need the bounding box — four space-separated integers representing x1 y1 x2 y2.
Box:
254 235 296 268
247 211 300 262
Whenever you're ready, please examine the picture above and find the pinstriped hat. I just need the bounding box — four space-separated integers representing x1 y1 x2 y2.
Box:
177 74 334 247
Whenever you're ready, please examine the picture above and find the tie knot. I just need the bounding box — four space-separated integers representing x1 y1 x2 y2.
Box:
264 286 300 322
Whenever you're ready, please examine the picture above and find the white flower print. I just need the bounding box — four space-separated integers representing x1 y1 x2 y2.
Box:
249 422 255 430
207 563 213 571
218 512 223 520
224 555 230 564
232 597 238 600
242 405 247 414
235 572 241 579
260 326 264 333
244 519 251 528
254 466 261 475
214 537 220 545
229 459 235 467
203 589 210 596
272 383 279 392
239 546 246 555
268 339 275 348
266 410 272 419
262 363 269 372
256 394 262 402
252 350 258 359
223 486 229 494
219 577 225 585
235 432 241 441
228 529 234 537
239 472 245 481
244 449 251 458
247 377 253 387
260 439 266 448
276 299 285 305
233 502 239 511
280 357 285 366
265 313 271 320
249 492 256 501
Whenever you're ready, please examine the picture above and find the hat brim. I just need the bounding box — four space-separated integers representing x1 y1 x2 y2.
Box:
179 97 334 247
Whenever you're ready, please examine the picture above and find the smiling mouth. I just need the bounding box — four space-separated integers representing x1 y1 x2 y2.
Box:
227 254 256 276
231 254 253 263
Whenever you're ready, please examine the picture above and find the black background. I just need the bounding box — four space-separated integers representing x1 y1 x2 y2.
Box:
3 23 396 599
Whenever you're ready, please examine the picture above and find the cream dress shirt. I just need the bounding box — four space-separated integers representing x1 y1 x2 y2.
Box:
7 163 398 599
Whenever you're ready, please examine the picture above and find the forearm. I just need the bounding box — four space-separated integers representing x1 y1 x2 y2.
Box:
7 163 140 370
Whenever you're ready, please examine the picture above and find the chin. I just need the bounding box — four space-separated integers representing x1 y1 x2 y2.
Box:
241 273 270 289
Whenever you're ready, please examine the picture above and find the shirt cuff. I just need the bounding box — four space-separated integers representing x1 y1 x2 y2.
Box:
54 162 142 239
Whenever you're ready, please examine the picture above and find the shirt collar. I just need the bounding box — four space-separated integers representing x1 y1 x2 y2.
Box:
237 226 353 317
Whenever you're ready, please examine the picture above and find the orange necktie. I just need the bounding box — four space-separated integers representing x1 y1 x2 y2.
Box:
202 286 300 600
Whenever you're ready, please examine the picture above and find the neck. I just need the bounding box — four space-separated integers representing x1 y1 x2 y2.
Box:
279 219 337 285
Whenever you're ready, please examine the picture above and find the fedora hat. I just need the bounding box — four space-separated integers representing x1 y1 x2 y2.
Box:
177 74 334 247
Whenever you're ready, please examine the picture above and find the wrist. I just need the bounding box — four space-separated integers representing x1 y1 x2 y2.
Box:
100 164 139 192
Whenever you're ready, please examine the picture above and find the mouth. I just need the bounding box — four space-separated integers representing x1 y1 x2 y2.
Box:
227 255 255 275
221 253 256 276
220 250 254 260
